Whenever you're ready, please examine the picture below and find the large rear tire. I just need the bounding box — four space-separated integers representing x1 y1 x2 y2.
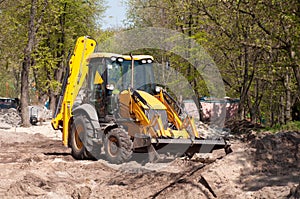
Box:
103 128 132 164
71 115 101 160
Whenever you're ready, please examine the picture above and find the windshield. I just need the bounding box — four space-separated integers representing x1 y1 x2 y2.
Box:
109 60 156 93
107 60 122 86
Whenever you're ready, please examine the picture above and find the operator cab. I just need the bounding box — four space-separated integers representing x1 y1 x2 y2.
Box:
86 53 155 120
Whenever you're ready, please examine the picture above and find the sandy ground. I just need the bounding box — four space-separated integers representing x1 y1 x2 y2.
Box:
0 121 299 199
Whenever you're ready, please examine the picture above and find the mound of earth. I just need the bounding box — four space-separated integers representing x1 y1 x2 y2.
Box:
0 122 299 198
0 108 21 129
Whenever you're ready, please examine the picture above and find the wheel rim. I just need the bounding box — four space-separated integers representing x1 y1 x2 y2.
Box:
74 125 84 150
108 136 119 157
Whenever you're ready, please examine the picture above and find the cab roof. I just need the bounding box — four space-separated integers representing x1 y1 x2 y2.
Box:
89 52 154 61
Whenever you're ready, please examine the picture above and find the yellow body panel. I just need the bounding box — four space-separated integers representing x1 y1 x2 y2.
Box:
119 89 165 126
138 91 166 110
51 36 96 146
51 37 201 148
120 89 197 140
119 90 132 119
155 91 182 129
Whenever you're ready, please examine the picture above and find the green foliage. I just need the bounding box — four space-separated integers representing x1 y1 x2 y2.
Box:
0 74 18 97
264 121 300 133
126 0 300 127
0 0 106 103
33 0 106 96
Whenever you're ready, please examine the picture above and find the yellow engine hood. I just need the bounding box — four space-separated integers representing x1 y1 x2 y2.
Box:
137 90 166 110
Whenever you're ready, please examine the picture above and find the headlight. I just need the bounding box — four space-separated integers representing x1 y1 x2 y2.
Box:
117 57 124 62
155 86 162 93
106 84 115 90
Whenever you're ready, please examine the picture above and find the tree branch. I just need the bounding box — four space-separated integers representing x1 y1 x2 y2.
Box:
200 2 233 39
240 41 286 50
238 9 290 48
35 0 48 33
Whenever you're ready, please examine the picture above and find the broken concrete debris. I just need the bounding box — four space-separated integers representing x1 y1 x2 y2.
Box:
0 106 52 129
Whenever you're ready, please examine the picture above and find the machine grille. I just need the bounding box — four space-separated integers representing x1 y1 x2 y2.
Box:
146 109 168 130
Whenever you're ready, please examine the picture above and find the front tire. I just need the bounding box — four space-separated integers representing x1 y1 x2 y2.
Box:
70 115 101 160
103 128 132 164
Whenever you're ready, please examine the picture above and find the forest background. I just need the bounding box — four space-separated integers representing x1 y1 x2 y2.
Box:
0 0 299 128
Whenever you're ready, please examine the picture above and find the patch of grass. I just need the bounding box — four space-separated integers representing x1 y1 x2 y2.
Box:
263 121 300 133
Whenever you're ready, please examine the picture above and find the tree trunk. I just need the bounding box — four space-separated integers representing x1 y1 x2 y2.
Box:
20 0 37 127
290 50 300 92
292 65 300 92
20 60 30 126
280 95 285 124
285 71 292 123
238 45 252 120
49 2 66 116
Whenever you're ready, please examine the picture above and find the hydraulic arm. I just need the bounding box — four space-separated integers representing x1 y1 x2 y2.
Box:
51 36 96 146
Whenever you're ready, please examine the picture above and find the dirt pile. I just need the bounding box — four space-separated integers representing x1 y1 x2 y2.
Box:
225 119 263 136
248 131 300 198
195 131 300 198
288 182 300 199
249 131 299 178
0 108 21 129
0 123 299 198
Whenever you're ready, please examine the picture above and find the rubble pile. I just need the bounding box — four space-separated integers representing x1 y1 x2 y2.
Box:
0 108 21 129
28 106 52 121
196 121 230 139
0 106 52 129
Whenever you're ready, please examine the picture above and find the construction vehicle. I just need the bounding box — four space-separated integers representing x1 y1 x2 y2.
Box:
51 36 231 164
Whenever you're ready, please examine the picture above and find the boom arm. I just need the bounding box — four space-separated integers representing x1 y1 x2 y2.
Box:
51 36 96 146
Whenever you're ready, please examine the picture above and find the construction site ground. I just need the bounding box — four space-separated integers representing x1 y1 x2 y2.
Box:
0 121 299 199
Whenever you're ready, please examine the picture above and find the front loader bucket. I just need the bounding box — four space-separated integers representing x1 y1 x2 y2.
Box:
134 111 231 161
132 131 231 163
151 138 230 155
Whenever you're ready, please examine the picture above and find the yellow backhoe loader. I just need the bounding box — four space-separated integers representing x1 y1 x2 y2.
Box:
52 36 231 164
